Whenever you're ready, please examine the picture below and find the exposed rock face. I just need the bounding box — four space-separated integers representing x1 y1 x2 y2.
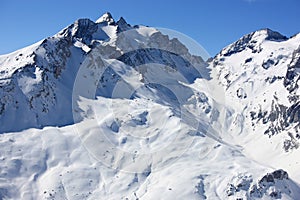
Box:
285 46 300 94
226 170 297 199
248 47 300 139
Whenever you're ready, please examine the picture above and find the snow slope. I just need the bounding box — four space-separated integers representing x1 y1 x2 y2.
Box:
211 29 300 182
0 13 300 200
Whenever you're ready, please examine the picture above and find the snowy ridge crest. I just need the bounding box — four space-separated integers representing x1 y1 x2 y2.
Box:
218 28 288 58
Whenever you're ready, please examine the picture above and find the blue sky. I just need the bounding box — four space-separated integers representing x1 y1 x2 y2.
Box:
0 0 299 56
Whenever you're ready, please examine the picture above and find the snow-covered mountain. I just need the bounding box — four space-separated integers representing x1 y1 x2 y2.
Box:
212 28 300 155
214 29 300 139
0 12 300 200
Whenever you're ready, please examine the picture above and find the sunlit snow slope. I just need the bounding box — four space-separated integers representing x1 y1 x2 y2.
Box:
0 12 300 200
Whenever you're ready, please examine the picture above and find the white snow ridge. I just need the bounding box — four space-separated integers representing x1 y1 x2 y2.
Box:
0 12 300 200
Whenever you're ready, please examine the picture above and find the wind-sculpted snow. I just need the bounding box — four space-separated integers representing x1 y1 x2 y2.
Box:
0 12 300 200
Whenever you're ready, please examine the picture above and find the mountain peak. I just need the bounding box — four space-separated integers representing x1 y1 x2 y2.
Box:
96 12 115 24
219 28 288 57
117 17 127 24
253 28 287 41
116 17 131 32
